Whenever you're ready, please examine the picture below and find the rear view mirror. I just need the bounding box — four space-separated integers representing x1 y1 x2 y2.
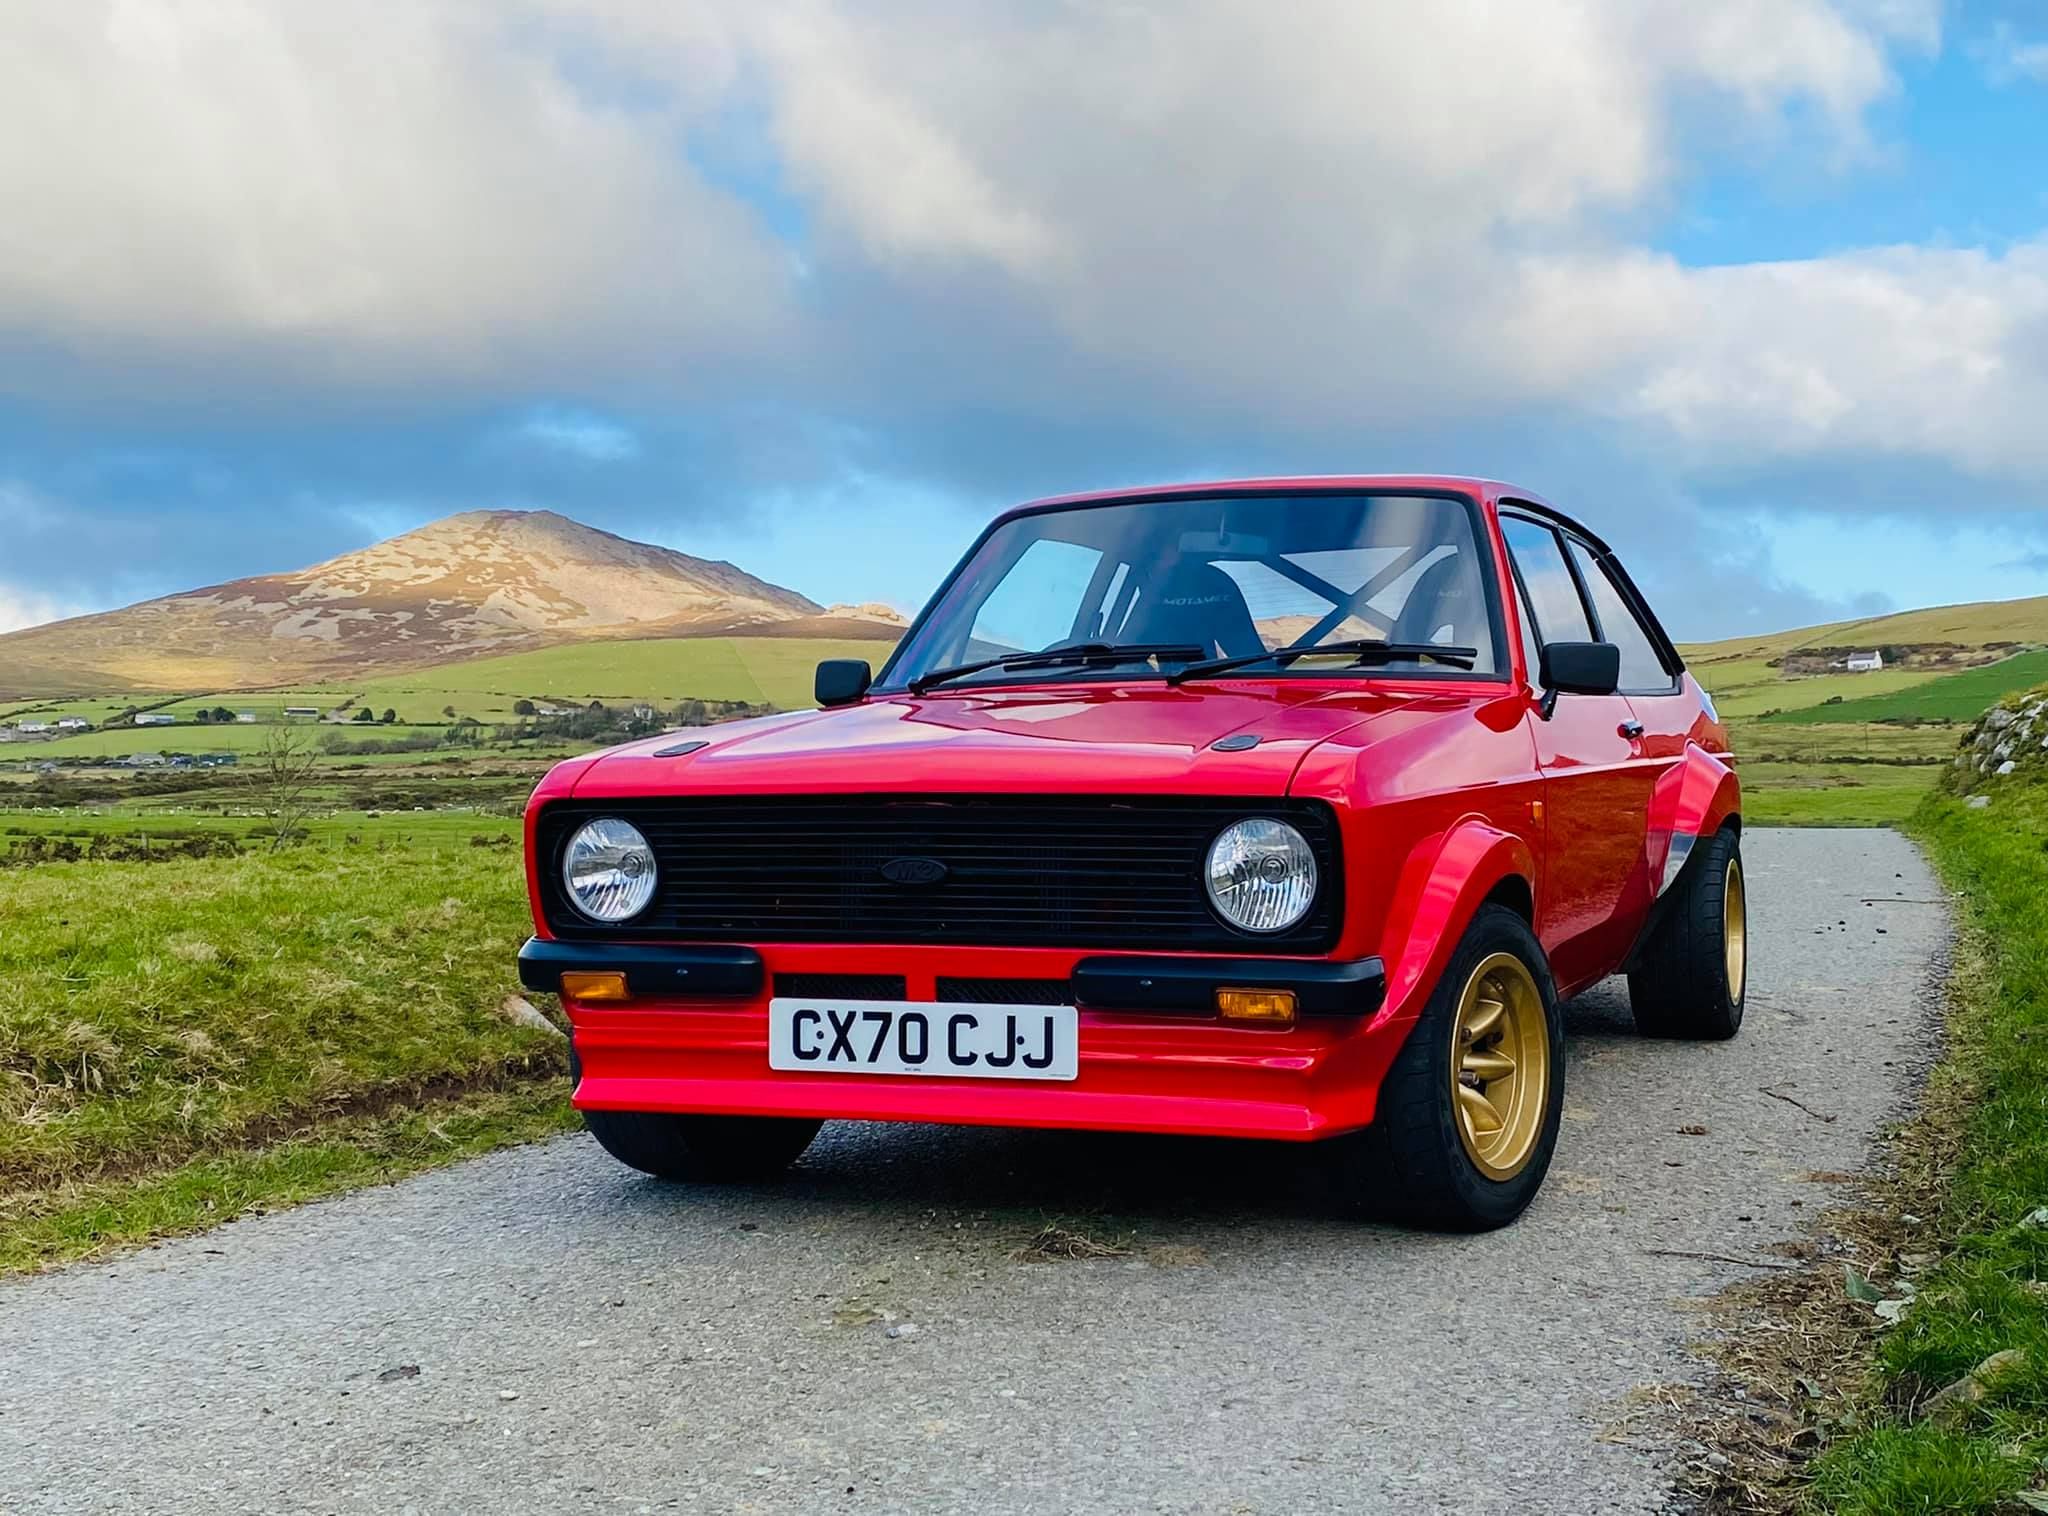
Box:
1539 641 1621 697
815 659 873 708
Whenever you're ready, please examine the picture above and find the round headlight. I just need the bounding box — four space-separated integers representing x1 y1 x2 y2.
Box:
561 818 658 922
1205 818 1317 934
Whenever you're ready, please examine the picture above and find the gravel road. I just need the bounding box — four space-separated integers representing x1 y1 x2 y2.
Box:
0 829 1946 1516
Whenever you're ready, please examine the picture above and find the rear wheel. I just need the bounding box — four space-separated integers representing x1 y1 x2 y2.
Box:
571 1047 822 1181
1328 904 1564 1230
1627 827 1746 1040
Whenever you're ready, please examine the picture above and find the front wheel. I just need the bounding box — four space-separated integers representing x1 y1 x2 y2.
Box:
572 1048 822 1181
1327 904 1565 1231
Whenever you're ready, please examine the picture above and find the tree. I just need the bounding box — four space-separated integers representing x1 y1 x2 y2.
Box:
513 699 536 717
352 707 377 723
244 724 321 853
380 708 397 724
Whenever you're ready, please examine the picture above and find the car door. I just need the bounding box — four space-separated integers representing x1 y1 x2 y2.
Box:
1498 513 1656 994
1562 536 1691 778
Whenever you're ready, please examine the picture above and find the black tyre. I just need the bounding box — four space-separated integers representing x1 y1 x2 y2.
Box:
1327 904 1565 1231
1627 826 1746 1040
570 1047 822 1181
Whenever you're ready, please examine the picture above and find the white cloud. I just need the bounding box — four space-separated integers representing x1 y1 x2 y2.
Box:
16 0 2048 503
0 584 82 634
0 0 794 394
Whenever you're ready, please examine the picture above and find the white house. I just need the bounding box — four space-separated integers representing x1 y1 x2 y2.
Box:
16 720 50 734
134 712 177 726
55 716 88 730
1844 651 1884 673
234 711 258 723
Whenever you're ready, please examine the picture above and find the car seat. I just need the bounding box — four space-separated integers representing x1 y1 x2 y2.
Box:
1129 560 1266 659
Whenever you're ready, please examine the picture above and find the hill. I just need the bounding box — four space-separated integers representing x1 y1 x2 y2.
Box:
1683 593 2048 669
0 511 897 698
1679 593 2048 722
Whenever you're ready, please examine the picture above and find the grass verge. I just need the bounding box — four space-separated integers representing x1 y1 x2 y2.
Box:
0 838 570 1273
1794 771 2048 1513
0 1085 577 1275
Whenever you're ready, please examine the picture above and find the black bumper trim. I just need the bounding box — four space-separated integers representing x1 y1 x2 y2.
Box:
1071 954 1386 1016
517 938 764 998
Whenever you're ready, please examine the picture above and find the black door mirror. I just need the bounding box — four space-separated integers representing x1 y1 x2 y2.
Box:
815 659 872 708
1539 641 1621 697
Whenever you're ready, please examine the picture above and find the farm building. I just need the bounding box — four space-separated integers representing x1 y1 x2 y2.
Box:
55 716 88 730
1844 651 1884 672
282 707 321 719
134 712 177 726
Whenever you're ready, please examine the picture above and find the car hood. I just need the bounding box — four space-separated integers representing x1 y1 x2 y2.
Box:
570 684 1405 799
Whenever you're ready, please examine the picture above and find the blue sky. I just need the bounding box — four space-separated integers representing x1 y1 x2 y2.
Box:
2 0 2046 642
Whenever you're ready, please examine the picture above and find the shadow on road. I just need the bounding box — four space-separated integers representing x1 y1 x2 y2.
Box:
591 988 1638 1230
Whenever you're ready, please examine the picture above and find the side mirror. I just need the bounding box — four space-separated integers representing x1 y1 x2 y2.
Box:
815 659 872 708
1538 641 1621 706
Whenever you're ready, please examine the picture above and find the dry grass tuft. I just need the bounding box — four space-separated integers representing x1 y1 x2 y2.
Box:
1012 1222 1134 1263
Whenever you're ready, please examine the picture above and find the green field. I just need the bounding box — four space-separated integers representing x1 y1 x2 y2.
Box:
0 828 569 1272
1732 759 1941 827
357 635 879 721
1765 649 2048 726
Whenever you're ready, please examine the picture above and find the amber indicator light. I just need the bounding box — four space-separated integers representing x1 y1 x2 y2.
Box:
560 971 630 1002
1215 988 1297 1024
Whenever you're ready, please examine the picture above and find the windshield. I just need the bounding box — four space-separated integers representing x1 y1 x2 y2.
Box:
883 492 1503 691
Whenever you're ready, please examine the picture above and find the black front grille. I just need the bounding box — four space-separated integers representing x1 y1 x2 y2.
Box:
937 976 1076 1005
774 973 907 1000
537 795 1341 952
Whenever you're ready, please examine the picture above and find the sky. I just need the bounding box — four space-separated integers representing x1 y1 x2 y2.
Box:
3 1 2048 643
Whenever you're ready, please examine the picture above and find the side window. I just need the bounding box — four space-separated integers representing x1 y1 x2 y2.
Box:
968 539 1104 655
1499 519 1593 663
1567 541 1671 690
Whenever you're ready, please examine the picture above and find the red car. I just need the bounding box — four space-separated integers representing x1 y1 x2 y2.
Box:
519 477 1743 1229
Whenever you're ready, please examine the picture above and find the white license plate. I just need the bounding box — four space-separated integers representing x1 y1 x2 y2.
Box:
767 998 1078 1081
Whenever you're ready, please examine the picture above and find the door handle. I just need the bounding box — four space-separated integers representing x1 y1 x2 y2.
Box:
1618 719 1645 740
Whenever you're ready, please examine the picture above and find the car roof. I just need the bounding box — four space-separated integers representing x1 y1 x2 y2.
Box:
998 475 1616 556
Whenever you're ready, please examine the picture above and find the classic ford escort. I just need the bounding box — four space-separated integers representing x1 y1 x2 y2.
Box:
518 477 1743 1228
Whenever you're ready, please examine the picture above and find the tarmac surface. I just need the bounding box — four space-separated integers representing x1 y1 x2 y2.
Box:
0 828 1947 1515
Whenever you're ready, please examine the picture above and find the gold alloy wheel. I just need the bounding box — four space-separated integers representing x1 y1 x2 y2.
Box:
1450 953 1550 1182
1724 854 1747 1004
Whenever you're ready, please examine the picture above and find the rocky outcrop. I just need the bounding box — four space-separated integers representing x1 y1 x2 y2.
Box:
1954 685 2048 789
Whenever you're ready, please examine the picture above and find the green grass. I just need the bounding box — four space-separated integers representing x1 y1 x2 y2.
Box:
1734 760 1939 827
1693 656 1947 720
354 635 884 722
0 1086 577 1275
0 834 567 1272
1803 759 2048 1512
1769 651 2048 727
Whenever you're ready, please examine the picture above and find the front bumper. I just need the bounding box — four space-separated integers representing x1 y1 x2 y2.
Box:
520 938 1404 1141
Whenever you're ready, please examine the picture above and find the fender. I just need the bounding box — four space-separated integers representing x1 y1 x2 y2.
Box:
1644 744 1741 899
523 754 607 940
1373 817 1538 1032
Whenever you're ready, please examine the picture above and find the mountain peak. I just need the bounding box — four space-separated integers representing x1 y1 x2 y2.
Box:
0 509 842 697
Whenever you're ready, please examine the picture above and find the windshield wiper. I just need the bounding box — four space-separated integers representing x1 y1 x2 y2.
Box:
1167 637 1478 684
908 642 1209 695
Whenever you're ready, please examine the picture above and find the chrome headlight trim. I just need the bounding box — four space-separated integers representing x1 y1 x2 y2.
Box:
1204 817 1318 934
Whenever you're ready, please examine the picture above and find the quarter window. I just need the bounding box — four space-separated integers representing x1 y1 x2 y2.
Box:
1500 518 1592 658
1566 541 1670 690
